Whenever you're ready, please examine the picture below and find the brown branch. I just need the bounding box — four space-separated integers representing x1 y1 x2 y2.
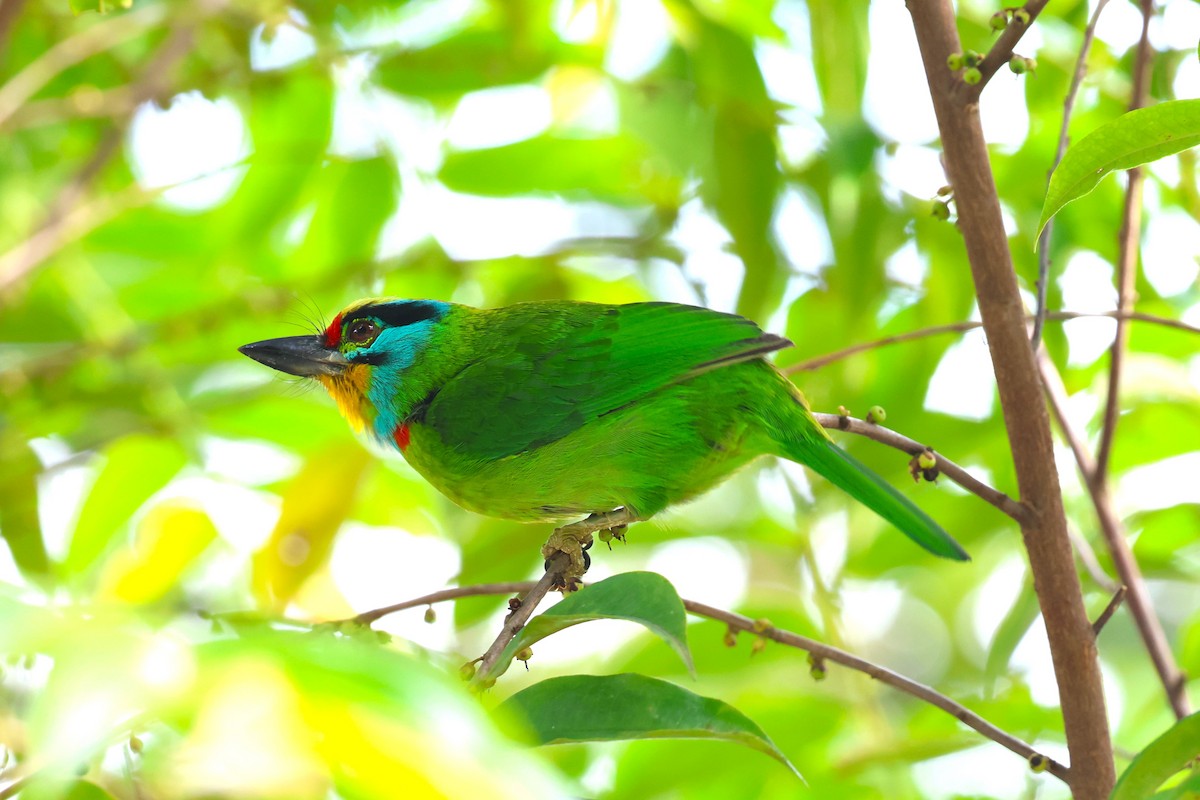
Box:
353 581 543 625
960 0 1051 100
1091 586 1127 637
0 2 170 130
0 7 209 296
908 2 1116 795
785 310 1199 374
0 0 28 62
812 412 1029 523
1068 524 1120 594
470 551 570 688
684 600 1069 784
1038 353 1191 720
353 584 1068 784
1032 0 1113 348
1095 0 1155 483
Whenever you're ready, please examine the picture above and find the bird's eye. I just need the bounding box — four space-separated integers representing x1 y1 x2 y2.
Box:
346 319 379 345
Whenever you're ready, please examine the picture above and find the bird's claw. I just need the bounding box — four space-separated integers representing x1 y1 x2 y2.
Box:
542 529 594 590
543 509 639 590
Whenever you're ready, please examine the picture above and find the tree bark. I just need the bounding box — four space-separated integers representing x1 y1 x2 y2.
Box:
906 3 1116 797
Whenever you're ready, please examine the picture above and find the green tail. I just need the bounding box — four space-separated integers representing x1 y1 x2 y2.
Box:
784 434 970 561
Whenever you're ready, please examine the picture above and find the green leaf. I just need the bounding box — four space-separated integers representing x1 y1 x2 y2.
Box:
439 134 679 204
1112 712 1200 800
64 434 188 578
984 574 1040 695
1038 99 1200 238
492 572 692 680
499 673 800 778
1148 772 1200 800
0 431 50 579
292 156 399 278
373 30 561 101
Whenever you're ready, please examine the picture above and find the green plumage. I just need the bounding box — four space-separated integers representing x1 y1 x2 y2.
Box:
240 298 968 562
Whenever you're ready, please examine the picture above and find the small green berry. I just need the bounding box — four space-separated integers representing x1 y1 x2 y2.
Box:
936 184 953 197
1009 57 1027 74
723 628 738 648
129 735 143 754
1012 7 1031 25
423 606 436 624
516 646 533 662
1023 57 1037 72
963 67 982 85
808 652 827 681
946 53 964 71
963 49 983 68
459 661 477 681
989 11 1008 31
1029 753 1048 773
918 450 938 470
931 200 951 221
866 405 887 424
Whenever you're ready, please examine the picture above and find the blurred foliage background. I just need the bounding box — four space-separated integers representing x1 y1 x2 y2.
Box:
1 0 1198 797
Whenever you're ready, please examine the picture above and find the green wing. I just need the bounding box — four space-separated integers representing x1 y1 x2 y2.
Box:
424 302 790 459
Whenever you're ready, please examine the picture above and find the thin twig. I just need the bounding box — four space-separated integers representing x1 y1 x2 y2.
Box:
684 600 1069 783
0 5 213 295
1067 524 1120 594
960 0 1052 100
353 582 541 625
1095 0 1155 483
813 412 1029 522
470 552 570 688
1038 352 1191 720
1032 0 1112 348
1092 586 1127 637
0 0 28 61
0 2 170 130
785 310 1199 374
352 584 1068 784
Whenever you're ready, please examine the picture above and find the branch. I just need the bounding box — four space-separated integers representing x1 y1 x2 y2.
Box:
469 551 570 689
0 0 28 62
0 2 170 130
908 2 1116 794
684 600 1068 784
812 412 1029 523
1091 586 1127 637
353 584 1068 784
353 581 541 626
960 0 1051 100
1038 353 1191 720
0 3 216 296
1032 0 1113 348
1094 0 1155 483
785 310 1199 374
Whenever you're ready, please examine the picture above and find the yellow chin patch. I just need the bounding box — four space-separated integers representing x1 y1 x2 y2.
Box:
317 366 370 433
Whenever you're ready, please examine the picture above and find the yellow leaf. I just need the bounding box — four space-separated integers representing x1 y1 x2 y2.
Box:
253 445 371 610
97 503 217 604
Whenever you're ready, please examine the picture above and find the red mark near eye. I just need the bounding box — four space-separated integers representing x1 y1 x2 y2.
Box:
393 423 411 451
323 313 343 348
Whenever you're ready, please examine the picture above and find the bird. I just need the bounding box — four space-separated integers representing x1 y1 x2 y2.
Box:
239 298 968 582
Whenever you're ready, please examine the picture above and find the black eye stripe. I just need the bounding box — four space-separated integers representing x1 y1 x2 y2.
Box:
360 301 442 329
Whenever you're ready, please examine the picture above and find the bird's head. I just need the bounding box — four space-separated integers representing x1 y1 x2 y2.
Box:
239 298 451 439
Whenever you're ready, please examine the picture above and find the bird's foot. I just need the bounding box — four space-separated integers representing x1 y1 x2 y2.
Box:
541 529 593 591
543 508 639 590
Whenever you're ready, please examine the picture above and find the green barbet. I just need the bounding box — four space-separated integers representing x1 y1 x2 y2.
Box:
240 299 968 579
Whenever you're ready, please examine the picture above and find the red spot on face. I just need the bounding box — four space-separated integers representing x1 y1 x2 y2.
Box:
393 423 411 451
323 313 343 348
